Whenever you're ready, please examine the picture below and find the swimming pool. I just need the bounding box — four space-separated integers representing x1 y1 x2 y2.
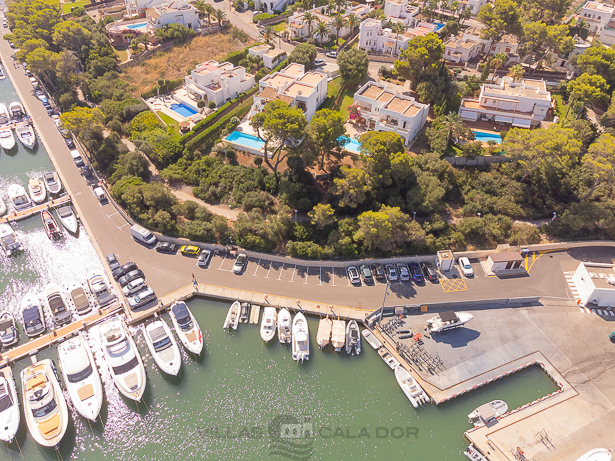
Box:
126 22 148 32
225 131 266 151
434 23 445 31
338 136 361 154
170 103 198 118
472 130 502 144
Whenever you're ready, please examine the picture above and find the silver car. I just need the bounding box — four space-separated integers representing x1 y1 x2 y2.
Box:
385 264 398 281
347 266 361 284
128 287 156 309
233 253 247 274
396 263 410 281
122 278 147 296
198 249 211 267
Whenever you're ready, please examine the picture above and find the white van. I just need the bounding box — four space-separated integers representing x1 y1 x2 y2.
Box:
130 224 157 246
70 149 84 166
94 187 106 203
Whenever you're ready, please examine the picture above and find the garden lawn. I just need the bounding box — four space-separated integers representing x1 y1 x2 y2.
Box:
320 38 345 50
553 94 574 123
62 0 89 14
273 23 287 33
113 46 129 63
157 111 181 134
321 77 354 120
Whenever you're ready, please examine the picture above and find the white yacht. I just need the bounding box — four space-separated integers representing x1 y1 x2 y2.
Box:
21 358 69 448
277 308 292 345
427 311 474 334
345 320 361 355
68 282 92 315
169 301 203 355
8 184 30 211
100 316 146 401
575 449 613 461
28 177 46 204
44 284 72 326
316 317 332 349
57 333 103 422
43 171 62 195
0 196 6 216
15 125 35 148
331 319 346 352
260 307 277 342
0 104 9 125
0 312 18 348
20 293 46 337
0 222 24 256
223 301 240 330
0 128 15 150
143 320 181 376
87 270 115 307
57 205 78 233
378 348 400 370
395 365 429 408
468 400 508 427
8 101 25 120
361 329 382 350
0 367 20 443
292 312 309 363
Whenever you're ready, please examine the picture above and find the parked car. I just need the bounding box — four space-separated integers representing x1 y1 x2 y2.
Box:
384 264 398 282
180 245 201 256
127 287 156 310
8 41 15 49
25 69 33 77
197 249 211 267
458 257 474 277
397 263 410 281
113 262 138 281
409 262 424 283
122 278 147 296
80 165 93 178
325 51 337 58
156 242 179 254
421 262 438 282
233 253 247 274
106 253 120 271
118 269 145 287
347 266 361 285
314 59 325 66
65 137 75 149
370 263 386 281
252 9 262 14
359 264 373 284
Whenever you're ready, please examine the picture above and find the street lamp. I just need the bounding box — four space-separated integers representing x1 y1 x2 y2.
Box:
552 211 557 221
477 212 481 218
413 211 416 220
229 205 232 218
294 209 298 223
379 282 391 323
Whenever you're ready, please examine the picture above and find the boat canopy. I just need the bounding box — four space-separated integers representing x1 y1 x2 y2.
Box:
439 311 459 323
475 403 497 421
57 206 72 218
172 303 191 326
23 307 42 324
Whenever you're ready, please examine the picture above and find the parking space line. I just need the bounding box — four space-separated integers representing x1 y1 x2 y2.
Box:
319 267 323 286
106 211 119 219
265 263 272 279
218 254 227 270
332 268 335 286
289 265 297 282
304 267 309 284
252 259 261 276
277 263 284 280
116 223 129 231
347 270 351 286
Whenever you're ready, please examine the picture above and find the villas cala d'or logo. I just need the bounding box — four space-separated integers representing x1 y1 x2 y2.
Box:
268 414 314 460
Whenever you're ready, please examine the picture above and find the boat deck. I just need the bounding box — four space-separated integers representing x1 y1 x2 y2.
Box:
316 318 332 346
249 303 260 324
0 194 71 225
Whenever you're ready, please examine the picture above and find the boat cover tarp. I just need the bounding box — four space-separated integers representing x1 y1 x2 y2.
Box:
23 307 41 325
48 294 66 313
58 206 72 218
439 311 459 323
476 403 497 421
0 319 13 330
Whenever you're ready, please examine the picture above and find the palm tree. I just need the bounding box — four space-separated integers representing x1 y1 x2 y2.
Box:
347 12 360 34
391 22 405 57
441 112 465 143
490 52 508 82
203 3 215 24
507 64 525 82
264 25 274 45
214 9 225 27
303 11 316 39
315 20 329 47
195 0 206 19
333 0 347 13
332 13 348 48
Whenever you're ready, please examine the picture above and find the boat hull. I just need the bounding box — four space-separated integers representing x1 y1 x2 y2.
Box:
260 307 277 342
144 320 182 376
0 367 20 443
223 301 240 330
292 312 310 362
277 308 292 344
170 302 204 355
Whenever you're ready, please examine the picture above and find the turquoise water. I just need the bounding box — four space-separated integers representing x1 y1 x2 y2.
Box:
472 130 502 144
226 131 266 150
434 23 445 31
170 103 198 118
126 22 148 32
338 136 361 154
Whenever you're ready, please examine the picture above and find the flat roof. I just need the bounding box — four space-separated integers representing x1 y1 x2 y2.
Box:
283 63 304 77
360 84 385 100
386 96 413 114
581 263 615 290
299 72 325 85
284 82 313 97
489 252 523 263
265 74 295 88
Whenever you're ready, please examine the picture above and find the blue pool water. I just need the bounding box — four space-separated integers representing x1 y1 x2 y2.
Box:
472 130 502 144
126 22 148 31
225 131 266 150
338 136 361 154
434 22 445 31
170 103 198 118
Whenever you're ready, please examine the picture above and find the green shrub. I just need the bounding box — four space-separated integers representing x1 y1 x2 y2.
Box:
197 100 205 108
185 100 253 151
253 13 277 23
208 100 216 109
123 103 149 120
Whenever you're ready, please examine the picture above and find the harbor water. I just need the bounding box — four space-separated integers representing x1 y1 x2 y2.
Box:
0 68 560 460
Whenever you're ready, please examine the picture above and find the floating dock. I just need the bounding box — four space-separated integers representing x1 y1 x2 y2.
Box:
0 194 71 224
249 303 260 324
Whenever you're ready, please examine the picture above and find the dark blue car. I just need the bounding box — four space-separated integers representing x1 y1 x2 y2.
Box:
409 262 424 283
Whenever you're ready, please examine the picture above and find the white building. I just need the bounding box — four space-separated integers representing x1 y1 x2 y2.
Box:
571 262 615 308
359 18 438 56
445 0 488 15
248 44 287 69
578 1 615 34
249 63 328 121
353 81 429 145
288 4 370 42
146 0 200 30
459 77 552 127
444 35 483 62
383 0 421 27
185 60 255 108
255 0 293 14
599 21 615 45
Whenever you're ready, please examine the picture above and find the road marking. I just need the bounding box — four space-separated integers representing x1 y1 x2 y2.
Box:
289 265 296 283
106 212 119 219
265 262 272 279
116 223 129 231
277 263 284 280
585 308 591 314
598 309 604 315
218 254 227 270
440 278 468 293
304 267 309 284
331 268 335 286
347 270 351 286
252 259 261 276
319 267 322 286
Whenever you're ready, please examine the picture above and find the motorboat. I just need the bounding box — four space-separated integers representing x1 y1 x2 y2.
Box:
68 282 92 315
100 316 146 401
575 449 613 461
331 319 346 352
8 184 30 211
361 329 382 350
291 312 309 363
0 312 18 348
464 445 489 461
8 101 25 120
20 293 46 337
0 128 15 150
15 124 36 148
44 284 72 326
169 301 203 355
468 400 508 427
41 210 62 240
277 308 292 345
21 358 69 448
316 317 332 349
0 367 20 443
28 177 46 204
395 365 429 408
260 307 277 342
0 104 9 125
0 222 24 256
223 301 240 330
43 171 62 195
378 348 400 370
87 270 115 307
0 196 5 216
57 205 78 233
239 302 249 323
345 320 361 355
57 333 103 421
143 320 181 376
427 311 474 334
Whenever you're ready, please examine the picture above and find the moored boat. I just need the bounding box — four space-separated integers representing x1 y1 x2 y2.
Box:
8 101 25 120
169 301 203 355
331 319 345 352
292 312 309 363
41 209 62 240
361 329 382 350
223 301 240 330
43 171 61 195
427 311 474 334
44 284 72 326
316 317 332 349
57 205 78 233
8 184 30 211
0 197 6 216
87 270 115 307
394 365 429 408
239 302 249 323
15 124 36 148
0 312 19 348
143 319 181 376
575 449 613 461
68 282 92 315
345 320 361 355
28 177 46 204
0 128 15 150
468 400 508 427
20 293 46 337
0 366 20 443
0 222 24 256
260 307 277 342
277 308 292 345
0 104 9 125
378 347 400 370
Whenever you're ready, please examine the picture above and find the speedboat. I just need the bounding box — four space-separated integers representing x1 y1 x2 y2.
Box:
260 307 277 342
57 333 103 421
21 358 69 448
277 308 292 344
316 317 332 349
292 312 309 363
20 293 46 337
0 128 15 150
0 222 24 256
468 400 508 427
143 320 181 376
223 301 240 330
0 104 9 125
43 172 62 195
239 302 249 323
15 124 36 148
575 449 613 461
0 366 20 443
345 320 361 355
41 209 62 240
57 205 78 233
0 312 18 348
169 301 203 355
0 196 6 216
44 284 72 326
378 348 400 370
8 184 30 211
361 329 382 350
8 101 25 120
28 177 46 204
87 270 115 307
395 365 429 408
427 311 474 333
331 319 346 352
100 316 146 401
68 282 92 315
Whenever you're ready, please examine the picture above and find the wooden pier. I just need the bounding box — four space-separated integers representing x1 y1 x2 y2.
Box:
0 194 72 224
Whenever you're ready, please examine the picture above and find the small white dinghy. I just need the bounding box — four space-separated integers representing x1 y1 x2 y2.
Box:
0 222 24 256
15 124 35 148
28 177 46 204
331 319 346 352
378 348 400 370
57 205 78 233
395 365 429 408
0 128 15 151
260 307 277 342
43 172 62 195
316 317 332 349
223 301 240 330
169 301 203 355
8 184 30 211
292 312 310 363
345 320 361 355
143 319 181 376
277 308 292 345
0 366 20 443
361 329 382 350
8 102 25 120
0 312 19 348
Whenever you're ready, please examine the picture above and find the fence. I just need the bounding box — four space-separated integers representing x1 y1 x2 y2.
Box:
258 12 291 26
444 155 510 166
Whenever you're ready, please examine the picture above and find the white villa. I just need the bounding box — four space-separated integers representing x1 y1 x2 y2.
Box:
578 1 615 34
146 0 200 30
185 60 255 107
458 77 552 127
248 44 287 69
359 18 438 56
249 63 328 121
255 0 292 14
353 82 429 145
443 0 488 15
444 28 519 63
288 4 370 42
383 0 421 27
